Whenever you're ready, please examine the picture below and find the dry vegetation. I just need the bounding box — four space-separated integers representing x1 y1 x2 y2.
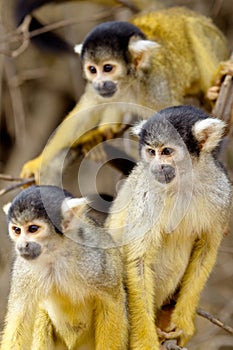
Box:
0 0 232 349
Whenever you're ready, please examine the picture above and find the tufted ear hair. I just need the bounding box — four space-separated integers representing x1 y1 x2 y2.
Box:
3 202 11 215
74 43 83 55
192 118 226 152
128 35 160 69
61 197 89 231
131 120 147 138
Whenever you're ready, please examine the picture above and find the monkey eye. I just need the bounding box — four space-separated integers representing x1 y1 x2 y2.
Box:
103 64 113 73
28 225 40 233
88 66 97 74
161 147 175 156
12 226 21 235
146 148 156 157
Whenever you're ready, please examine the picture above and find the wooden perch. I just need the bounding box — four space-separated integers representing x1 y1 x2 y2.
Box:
212 52 233 132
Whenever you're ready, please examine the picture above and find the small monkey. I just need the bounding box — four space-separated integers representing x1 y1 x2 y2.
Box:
1 185 128 350
20 7 229 182
106 105 232 348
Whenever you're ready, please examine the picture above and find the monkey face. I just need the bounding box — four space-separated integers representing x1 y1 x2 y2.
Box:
141 145 180 184
83 59 127 98
8 219 53 260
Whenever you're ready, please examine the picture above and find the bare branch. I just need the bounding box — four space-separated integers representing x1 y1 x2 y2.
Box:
0 178 35 197
115 0 139 12
197 308 233 335
212 52 233 134
0 174 27 181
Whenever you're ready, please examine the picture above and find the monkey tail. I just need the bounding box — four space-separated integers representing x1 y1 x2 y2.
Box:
15 0 76 55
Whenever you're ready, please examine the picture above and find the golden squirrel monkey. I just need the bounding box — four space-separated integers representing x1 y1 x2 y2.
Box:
20 7 229 183
1 185 128 350
105 105 232 349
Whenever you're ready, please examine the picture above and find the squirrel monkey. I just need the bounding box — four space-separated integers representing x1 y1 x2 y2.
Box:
105 105 232 348
20 7 229 182
1 185 128 350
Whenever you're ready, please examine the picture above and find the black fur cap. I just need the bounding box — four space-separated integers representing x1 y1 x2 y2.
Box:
80 21 146 62
7 185 73 234
139 105 210 157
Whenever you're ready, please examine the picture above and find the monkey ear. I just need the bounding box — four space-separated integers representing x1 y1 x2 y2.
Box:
2 202 11 215
128 36 160 69
61 197 89 230
74 43 83 55
193 118 226 152
131 120 147 137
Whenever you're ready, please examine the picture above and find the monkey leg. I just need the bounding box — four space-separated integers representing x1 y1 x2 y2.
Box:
32 307 58 350
168 233 222 346
0 313 33 350
0 268 38 350
94 290 129 350
126 257 160 350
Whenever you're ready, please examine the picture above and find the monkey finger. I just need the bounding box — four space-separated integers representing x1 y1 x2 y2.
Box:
20 158 41 184
207 86 220 101
157 327 183 340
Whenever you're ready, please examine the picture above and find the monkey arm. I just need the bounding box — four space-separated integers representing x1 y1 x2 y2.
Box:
31 307 58 350
95 289 129 350
167 233 223 347
0 262 39 350
20 93 130 183
124 252 161 349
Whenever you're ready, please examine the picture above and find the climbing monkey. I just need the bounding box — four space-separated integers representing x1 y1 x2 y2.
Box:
20 7 229 183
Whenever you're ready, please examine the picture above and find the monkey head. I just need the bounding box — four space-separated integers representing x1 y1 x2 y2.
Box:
74 21 159 98
4 185 73 260
133 105 226 185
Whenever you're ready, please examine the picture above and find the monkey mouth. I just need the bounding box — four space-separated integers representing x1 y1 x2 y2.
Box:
98 90 117 98
19 251 41 260
17 242 42 260
152 165 176 184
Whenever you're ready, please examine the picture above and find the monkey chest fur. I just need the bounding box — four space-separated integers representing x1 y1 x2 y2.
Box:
42 292 95 349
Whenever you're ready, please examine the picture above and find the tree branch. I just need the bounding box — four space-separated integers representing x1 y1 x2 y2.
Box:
197 308 233 335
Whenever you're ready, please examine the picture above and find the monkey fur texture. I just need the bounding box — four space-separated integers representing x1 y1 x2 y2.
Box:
20 7 229 183
106 105 232 349
1 185 128 350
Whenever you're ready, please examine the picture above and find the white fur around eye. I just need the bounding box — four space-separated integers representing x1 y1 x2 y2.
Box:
193 118 226 152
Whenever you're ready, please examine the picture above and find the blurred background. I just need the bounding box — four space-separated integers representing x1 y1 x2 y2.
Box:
0 0 232 348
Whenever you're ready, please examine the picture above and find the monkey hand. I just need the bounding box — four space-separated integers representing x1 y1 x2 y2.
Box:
162 313 195 347
207 58 233 101
20 156 42 184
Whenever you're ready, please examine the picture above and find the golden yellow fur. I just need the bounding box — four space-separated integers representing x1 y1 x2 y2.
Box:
105 107 232 348
20 7 228 183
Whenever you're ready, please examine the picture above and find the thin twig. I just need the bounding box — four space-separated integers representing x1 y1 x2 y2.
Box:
0 10 111 58
197 308 233 335
116 0 139 12
0 178 35 197
0 174 34 182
